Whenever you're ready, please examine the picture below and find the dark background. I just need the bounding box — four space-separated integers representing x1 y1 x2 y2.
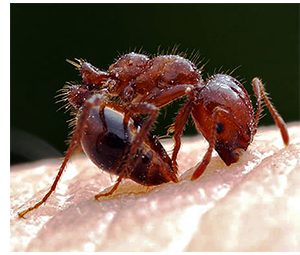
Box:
11 4 299 165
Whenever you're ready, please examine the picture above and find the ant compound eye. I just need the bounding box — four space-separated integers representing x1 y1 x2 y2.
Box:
216 122 224 134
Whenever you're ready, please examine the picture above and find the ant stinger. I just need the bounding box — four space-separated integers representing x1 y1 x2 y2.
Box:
18 48 289 218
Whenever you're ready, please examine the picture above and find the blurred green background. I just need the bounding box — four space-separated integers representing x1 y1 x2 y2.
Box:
11 4 299 165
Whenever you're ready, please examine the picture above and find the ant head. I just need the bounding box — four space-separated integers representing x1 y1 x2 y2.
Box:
215 142 246 165
214 129 252 165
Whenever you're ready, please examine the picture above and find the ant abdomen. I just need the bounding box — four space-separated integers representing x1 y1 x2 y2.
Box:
80 103 178 186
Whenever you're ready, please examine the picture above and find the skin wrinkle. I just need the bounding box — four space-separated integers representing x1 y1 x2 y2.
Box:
10 123 300 252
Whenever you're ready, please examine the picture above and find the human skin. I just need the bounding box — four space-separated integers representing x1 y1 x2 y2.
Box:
10 122 300 252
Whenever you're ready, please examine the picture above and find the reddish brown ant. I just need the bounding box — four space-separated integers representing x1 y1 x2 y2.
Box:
18 49 289 218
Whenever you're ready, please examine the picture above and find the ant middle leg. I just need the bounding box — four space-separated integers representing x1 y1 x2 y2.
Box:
106 84 198 188
128 84 197 174
143 84 197 174
167 95 194 174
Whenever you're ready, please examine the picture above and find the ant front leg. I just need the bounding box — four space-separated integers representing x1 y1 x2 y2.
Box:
191 106 244 181
252 78 289 146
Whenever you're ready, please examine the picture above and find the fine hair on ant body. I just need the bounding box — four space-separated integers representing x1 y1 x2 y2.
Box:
18 47 289 218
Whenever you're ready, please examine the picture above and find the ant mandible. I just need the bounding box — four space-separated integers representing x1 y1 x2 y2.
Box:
18 49 289 218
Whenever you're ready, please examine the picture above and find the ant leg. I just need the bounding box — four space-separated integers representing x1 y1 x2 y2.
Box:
127 102 159 157
18 138 78 218
17 116 88 218
191 107 220 181
94 100 165 201
252 78 289 145
110 85 196 185
191 106 244 181
18 92 108 218
94 102 159 200
126 102 179 183
95 102 175 199
140 84 197 173
144 84 195 108
94 171 126 200
133 85 196 152
168 96 194 174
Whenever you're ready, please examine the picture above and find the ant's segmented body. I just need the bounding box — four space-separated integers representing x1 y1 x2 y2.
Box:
18 49 289 218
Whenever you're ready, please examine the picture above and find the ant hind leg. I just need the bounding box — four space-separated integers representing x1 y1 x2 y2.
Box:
18 139 78 218
94 172 125 200
95 102 159 200
18 92 109 218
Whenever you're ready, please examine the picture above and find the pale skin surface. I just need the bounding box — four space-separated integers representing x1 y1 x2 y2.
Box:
10 123 300 252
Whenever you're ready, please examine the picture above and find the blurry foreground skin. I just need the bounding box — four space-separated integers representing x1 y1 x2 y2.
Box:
11 123 300 252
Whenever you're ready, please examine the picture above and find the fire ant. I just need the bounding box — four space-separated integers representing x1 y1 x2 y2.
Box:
18 49 289 218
